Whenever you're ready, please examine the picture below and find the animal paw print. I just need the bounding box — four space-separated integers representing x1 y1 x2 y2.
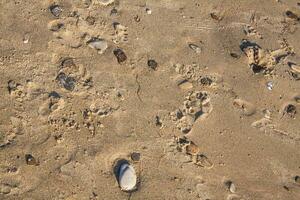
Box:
240 39 291 73
174 136 213 168
171 91 212 134
243 24 263 39
55 58 93 92
112 23 128 44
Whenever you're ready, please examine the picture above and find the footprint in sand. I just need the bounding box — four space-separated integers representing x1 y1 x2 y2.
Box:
240 39 291 73
55 58 93 92
233 99 256 116
174 136 213 169
38 91 65 117
243 24 263 39
171 91 213 133
226 194 244 200
112 22 128 44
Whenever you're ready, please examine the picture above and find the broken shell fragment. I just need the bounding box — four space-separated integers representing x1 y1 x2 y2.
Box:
288 62 300 73
117 163 137 192
188 43 201 53
87 38 108 54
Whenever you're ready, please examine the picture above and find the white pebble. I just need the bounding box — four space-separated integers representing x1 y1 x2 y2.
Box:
118 163 137 191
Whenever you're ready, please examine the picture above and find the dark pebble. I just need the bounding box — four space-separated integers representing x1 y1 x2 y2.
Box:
61 58 75 68
110 8 118 16
25 154 38 165
49 5 62 17
230 52 240 58
48 91 61 98
113 48 127 63
134 15 140 22
131 152 141 161
285 10 299 20
251 64 264 74
284 104 296 117
56 73 76 91
147 59 158 70
295 176 300 184
7 80 18 94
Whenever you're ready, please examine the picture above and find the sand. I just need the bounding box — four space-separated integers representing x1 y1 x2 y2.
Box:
0 0 300 199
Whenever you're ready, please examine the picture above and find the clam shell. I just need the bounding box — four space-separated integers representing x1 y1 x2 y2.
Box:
118 163 137 191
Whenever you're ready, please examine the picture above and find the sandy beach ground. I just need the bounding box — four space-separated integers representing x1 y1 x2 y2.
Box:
1 0 300 199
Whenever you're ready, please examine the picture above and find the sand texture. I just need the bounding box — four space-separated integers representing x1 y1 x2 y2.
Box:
1 0 300 199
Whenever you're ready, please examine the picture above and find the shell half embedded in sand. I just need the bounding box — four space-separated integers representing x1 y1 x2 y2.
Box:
118 163 137 192
96 0 115 6
87 38 108 54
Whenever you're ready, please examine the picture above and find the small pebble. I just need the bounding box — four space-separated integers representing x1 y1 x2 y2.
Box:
49 5 62 17
229 181 236 193
7 80 18 94
110 8 118 16
146 8 152 14
49 91 61 98
284 104 296 117
266 81 273 90
23 34 30 44
113 48 127 63
56 73 76 91
230 52 240 58
134 15 140 22
147 59 158 70
251 64 264 74
285 10 299 20
295 176 300 184
130 152 141 161
25 154 38 165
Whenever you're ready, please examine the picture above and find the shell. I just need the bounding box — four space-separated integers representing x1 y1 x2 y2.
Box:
97 0 115 6
188 43 201 53
118 163 137 191
291 64 300 73
87 38 108 54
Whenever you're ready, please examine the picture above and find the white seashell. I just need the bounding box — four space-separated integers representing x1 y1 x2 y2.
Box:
87 38 108 54
97 0 114 6
291 64 300 73
118 163 137 191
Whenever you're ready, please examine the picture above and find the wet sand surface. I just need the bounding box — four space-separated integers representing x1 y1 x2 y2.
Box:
0 0 300 199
